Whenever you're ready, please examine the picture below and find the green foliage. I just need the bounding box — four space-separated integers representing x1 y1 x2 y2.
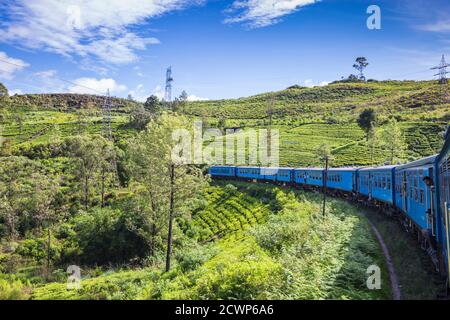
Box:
380 118 406 164
60 207 150 265
0 83 8 99
191 186 270 241
357 108 377 139
251 191 310 255
144 95 161 114
0 276 30 300
0 156 59 238
31 268 156 300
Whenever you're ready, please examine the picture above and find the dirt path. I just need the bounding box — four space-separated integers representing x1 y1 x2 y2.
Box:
367 219 401 300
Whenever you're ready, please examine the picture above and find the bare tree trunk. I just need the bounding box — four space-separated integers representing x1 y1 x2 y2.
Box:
84 175 89 211
46 228 51 279
165 163 175 272
101 168 106 207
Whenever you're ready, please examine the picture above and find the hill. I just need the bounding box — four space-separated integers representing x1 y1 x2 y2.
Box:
0 80 448 166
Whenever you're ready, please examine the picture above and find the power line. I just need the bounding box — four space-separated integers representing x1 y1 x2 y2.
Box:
431 54 450 84
0 57 106 95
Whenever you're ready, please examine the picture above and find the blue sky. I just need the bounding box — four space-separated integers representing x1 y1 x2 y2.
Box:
0 0 449 101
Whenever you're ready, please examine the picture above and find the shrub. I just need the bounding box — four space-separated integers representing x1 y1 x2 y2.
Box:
65 207 151 265
0 277 30 300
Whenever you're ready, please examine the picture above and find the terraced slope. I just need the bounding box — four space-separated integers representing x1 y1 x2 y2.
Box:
0 81 448 166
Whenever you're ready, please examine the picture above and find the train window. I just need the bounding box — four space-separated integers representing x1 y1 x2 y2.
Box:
387 178 391 190
382 177 386 189
414 188 418 202
419 189 424 204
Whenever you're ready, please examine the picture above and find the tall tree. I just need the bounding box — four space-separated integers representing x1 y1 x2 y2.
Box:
380 118 406 164
357 108 377 141
144 95 161 114
126 113 209 271
65 135 116 210
353 57 369 80
0 82 8 98
0 157 58 239
178 91 188 113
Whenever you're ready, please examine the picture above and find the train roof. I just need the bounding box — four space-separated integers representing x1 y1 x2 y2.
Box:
210 165 236 168
293 167 324 171
395 155 437 170
358 165 397 172
327 167 358 171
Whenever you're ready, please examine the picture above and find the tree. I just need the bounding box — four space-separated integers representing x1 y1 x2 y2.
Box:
64 135 116 210
178 91 188 113
144 95 161 114
0 157 58 239
129 104 152 130
0 83 8 99
126 113 209 271
380 118 406 164
353 57 369 80
357 109 377 141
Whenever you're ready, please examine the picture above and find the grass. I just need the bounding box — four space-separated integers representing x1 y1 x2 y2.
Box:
25 181 395 300
361 206 445 299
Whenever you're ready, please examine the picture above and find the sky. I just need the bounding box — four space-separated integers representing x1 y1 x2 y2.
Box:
0 0 449 101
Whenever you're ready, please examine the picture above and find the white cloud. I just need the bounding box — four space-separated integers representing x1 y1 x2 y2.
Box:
9 89 23 95
68 77 127 95
128 83 148 102
152 85 165 100
419 20 450 33
303 79 329 87
0 0 201 64
224 0 319 28
187 94 209 101
0 51 29 80
34 69 57 78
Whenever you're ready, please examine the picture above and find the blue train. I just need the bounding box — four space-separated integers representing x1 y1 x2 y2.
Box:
208 127 450 281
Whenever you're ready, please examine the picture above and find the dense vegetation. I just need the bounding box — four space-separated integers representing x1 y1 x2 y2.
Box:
0 80 447 300
14 183 390 300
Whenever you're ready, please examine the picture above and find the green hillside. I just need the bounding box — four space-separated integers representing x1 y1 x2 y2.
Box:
1 80 447 167
0 81 447 300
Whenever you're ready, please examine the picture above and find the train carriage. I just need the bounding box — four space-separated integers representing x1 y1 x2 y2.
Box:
326 168 357 192
260 167 293 183
436 129 450 276
208 165 236 177
395 155 437 232
236 166 262 180
358 166 396 204
293 168 324 187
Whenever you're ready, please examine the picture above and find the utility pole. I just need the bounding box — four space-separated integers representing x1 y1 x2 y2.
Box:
165 163 175 272
322 156 329 217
